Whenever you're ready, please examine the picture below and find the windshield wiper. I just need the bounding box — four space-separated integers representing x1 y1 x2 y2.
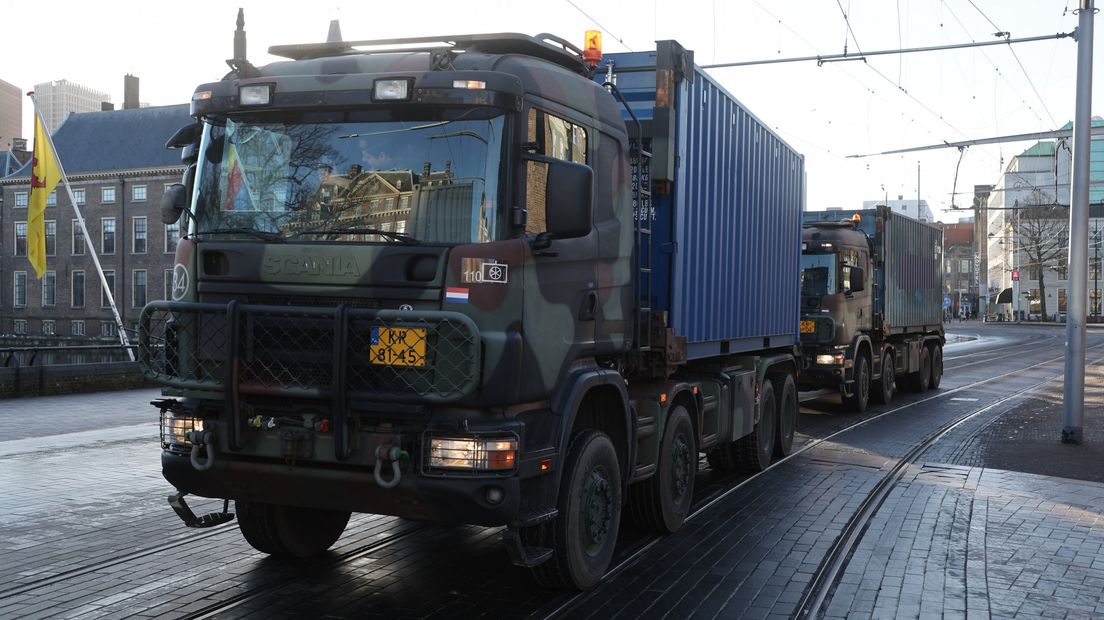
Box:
196 227 286 243
288 227 419 245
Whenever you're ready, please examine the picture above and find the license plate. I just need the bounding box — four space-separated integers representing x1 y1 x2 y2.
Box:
370 327 426 367
800 320 817 334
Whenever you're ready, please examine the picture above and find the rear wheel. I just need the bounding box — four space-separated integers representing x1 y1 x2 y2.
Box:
734 380 776 471
629 406 696 534
872 353 895 405
236 501 350 558
529 430 622 590
929 344 943 389
772 373 798 457
908 347 931 392
842 354 870 413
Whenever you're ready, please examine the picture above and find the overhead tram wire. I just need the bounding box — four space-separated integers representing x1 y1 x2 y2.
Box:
939 2 1052 129
563 0 632 51
964 0 1060 129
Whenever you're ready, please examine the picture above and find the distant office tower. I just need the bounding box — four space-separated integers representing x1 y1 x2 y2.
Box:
124 74 139 110
0 78 21 151
33 79 111 133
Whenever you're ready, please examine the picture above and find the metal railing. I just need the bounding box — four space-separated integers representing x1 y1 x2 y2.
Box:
0 344 136 368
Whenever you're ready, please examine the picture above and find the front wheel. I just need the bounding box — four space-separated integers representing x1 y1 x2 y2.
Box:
236 501 350 558
529 430 622 591
843 354 870 413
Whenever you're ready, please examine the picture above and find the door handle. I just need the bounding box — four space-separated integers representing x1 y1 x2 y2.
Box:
579 291 598 321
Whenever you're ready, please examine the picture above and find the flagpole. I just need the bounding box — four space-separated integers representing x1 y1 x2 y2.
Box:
28 93 134 362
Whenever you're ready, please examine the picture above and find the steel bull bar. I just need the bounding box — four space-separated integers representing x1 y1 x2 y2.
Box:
139 300 481 459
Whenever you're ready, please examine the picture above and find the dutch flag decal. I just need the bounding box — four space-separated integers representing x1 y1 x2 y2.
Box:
445 287 470 303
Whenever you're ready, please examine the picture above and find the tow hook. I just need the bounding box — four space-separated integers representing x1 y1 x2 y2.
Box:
167 491 235 528
185 429 217 471
374 445 409 489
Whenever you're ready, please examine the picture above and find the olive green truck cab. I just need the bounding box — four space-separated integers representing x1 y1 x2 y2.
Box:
140 16 805 590
800 206 945 411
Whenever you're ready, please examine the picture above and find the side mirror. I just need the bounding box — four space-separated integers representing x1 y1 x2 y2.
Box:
160 183 188 225
850 266 866 293
545 159 593 240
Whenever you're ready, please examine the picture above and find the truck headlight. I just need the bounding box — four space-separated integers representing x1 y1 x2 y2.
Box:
160 411 202 449
816 353 845 366
428 436 517 471
373 78 412 101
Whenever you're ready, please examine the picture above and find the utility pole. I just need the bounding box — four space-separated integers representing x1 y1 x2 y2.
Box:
1063 0 1096 445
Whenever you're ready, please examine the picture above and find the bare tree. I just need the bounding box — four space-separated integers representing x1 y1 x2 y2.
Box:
1013 189 1068 320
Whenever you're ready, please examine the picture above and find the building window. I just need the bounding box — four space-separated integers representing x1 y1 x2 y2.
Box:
164 269 173 300
72 220 86 255
47 190 57 206
102 187 116 203
42 271 56 307
102 218 116 254
42 319 56 335
15 222 27 256
72 320 85 336
133 270 147 308
101 322 117 337
45 220 57 256
14 271 27 307
15 192 28 208
165 222 180 252
73 188 86 205
133 216 147 254
13 319 27 335
72 271 85 308
1059 289 1068 313
101 270 116 307
132 185 147 201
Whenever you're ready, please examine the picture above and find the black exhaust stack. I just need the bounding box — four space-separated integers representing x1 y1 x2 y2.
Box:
226 8 259 78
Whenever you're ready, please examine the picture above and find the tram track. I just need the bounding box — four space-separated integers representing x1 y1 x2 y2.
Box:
544 339 1104 619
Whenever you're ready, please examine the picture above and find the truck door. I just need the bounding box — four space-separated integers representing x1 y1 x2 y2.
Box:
840 247 873 332
518 107 599 399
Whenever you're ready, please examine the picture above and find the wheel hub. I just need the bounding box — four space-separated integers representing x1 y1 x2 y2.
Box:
670 436 691 500
582 469 612 549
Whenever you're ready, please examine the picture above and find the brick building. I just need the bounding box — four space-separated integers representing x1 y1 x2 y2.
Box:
0 104 190 338
939 220 977 318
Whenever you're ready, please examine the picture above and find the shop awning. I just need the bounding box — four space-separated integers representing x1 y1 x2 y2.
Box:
996 288 1013 304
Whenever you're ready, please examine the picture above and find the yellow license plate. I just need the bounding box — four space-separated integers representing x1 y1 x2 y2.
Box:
370 327 426 367
800 320 817 334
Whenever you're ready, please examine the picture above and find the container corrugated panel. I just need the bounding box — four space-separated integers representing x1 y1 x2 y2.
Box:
670 68 804 358
883 210 944 330
601 48 805 359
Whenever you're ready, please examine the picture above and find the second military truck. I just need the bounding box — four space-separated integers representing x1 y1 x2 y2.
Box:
800 206 945 411
140 18 804 591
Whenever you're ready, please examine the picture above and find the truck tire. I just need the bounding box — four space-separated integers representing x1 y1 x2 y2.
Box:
872 352 895 405
772 373 798 457
929 344 943 389
235 500 350 558
908 347 931 392
842 354 870 413
734 380 776 472
628 406 696 534
529 430 622 590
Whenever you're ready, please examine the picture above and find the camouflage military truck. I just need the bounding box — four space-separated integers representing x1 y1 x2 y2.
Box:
800 206 945 412
142 13 804 590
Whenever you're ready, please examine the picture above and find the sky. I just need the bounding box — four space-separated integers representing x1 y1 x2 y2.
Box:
3 0 1096 223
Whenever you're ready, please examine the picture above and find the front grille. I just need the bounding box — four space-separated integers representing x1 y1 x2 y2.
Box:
139 301 480 403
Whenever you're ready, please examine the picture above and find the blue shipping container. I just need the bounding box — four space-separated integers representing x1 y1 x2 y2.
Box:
600 42 805 360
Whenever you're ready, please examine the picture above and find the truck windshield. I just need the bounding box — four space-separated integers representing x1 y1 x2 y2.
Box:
801 253 837 296
191 111 505 244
